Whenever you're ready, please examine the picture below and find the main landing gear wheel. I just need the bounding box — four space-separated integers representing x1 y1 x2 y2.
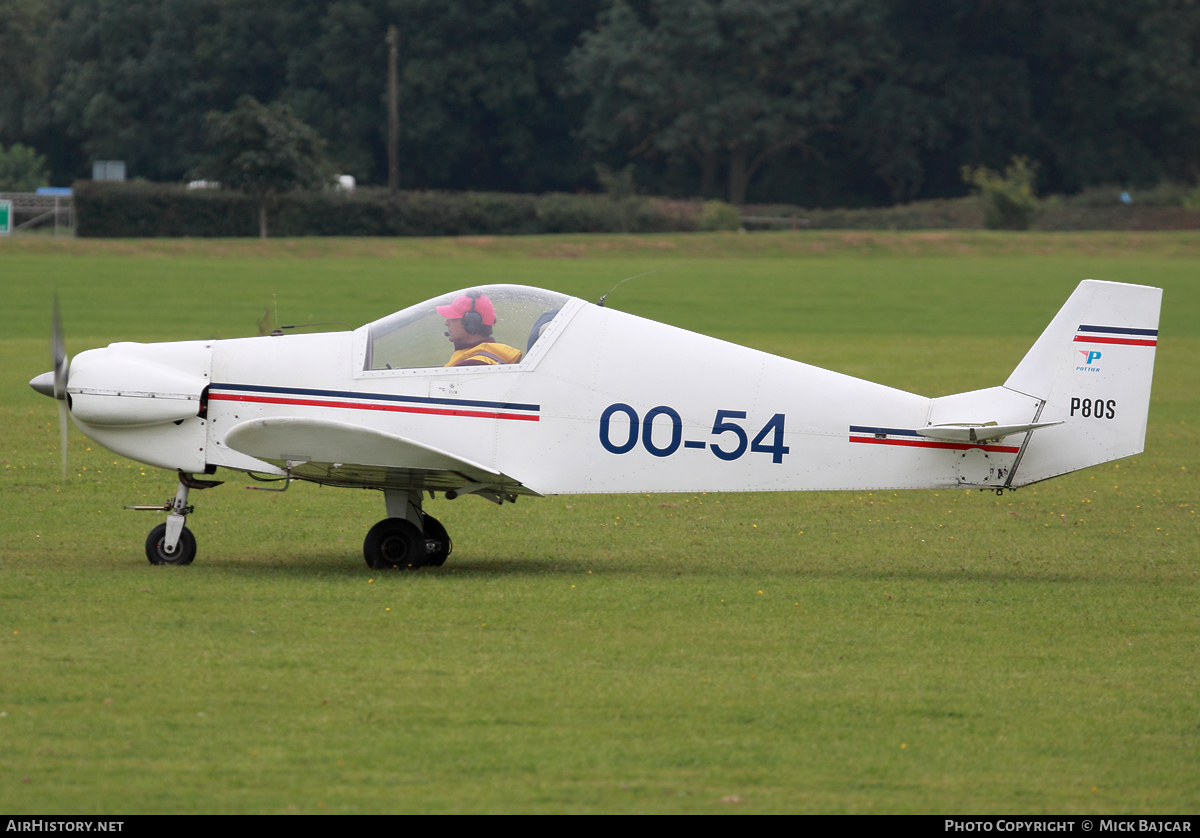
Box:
146 522 196 566
364 517 426 570
422 513 452 567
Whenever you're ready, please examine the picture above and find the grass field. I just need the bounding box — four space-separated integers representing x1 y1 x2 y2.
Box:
1 231 1197 813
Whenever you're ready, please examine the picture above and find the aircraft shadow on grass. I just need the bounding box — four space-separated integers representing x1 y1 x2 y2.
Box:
194 553 632 578
190 552 1140 586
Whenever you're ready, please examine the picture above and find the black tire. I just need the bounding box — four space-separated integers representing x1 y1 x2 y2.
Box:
146 522 196 566
422 513 452 567
363 517 426 570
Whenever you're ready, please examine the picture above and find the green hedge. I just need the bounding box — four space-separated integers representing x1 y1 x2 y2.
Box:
75 181 259 237
743 199 985 230
75 182 1200 237
1034 206 1200 231
743 197 1200 232
73 182 720 238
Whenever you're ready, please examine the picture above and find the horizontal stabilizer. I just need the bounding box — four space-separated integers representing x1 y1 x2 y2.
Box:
916 421 1063 443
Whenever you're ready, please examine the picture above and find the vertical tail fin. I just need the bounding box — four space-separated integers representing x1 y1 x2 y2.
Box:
1005 279 1161 486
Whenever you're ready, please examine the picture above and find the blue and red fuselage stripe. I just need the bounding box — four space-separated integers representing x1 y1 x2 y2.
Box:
208 383 540 422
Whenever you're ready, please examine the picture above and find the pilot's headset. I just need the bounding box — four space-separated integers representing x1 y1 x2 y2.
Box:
461 292 485 335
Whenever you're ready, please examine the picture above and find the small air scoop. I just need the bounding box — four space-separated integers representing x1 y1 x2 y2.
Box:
916 421 1063 443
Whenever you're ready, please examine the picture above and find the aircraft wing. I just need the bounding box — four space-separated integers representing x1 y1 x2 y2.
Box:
223 417 538 495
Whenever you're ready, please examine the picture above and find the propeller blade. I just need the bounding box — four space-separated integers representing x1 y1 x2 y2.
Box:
52 294 70 478
58 399 69 479
52 293 68 400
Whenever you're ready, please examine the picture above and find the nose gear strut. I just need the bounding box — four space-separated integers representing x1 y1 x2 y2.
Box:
126 470 223 565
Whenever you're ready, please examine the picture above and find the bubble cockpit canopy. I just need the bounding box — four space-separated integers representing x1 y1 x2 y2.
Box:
364 285 571 371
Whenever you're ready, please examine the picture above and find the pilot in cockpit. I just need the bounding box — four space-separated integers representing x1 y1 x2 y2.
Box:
438 292 523 367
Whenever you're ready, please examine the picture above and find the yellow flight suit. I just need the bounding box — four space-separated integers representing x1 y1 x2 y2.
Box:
445 342 523 367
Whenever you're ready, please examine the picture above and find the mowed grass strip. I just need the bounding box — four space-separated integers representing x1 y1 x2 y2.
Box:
0 233 1197 813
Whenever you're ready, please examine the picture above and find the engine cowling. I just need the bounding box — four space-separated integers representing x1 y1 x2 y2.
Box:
68 347 208 427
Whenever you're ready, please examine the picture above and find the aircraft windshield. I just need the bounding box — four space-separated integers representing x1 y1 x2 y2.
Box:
365 285 570 371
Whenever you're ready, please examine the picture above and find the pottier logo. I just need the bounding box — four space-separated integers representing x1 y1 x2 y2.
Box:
1075 349 1102 374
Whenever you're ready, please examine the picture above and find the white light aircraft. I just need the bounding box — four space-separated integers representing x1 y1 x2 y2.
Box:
30 279 1160 569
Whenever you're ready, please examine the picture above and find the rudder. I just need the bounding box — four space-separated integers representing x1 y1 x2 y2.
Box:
1004 279 1161 486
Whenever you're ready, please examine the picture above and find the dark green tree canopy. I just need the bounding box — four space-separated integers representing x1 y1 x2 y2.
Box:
0 142 50 191
0 0 54 143
40 0 223 182
193 95 332 237
4 0 1200 205
567 0 887 204
851 0 1200 200
196 95 331 196
377 0 601 191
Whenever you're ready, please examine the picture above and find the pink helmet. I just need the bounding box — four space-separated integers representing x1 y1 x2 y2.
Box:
436 293 497 326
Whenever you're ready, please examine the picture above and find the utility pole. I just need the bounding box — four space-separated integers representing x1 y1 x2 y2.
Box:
387 25 400 197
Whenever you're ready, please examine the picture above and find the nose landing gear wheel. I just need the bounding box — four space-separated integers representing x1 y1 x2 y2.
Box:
146 522 196 566
364 517 426 570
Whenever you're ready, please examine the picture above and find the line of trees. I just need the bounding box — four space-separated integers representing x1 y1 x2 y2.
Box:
3 0 1200 207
